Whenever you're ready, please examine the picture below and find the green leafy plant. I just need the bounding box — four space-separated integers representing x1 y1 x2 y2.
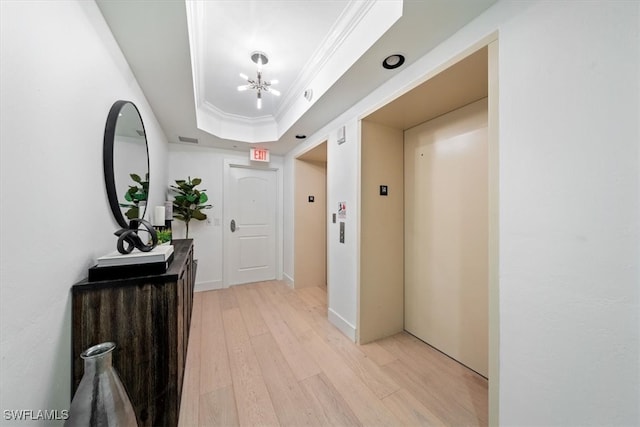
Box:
156 228 172 244
119 173 149 220
170 177 212 238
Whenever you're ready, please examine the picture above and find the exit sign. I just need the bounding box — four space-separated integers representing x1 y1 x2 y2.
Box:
250 147 270 162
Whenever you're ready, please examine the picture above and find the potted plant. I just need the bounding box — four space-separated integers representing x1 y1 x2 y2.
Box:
156 228 172 244
120 173 149 220
170 177 212 238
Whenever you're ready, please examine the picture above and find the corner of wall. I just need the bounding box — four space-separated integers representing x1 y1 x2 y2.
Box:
328 308 357 342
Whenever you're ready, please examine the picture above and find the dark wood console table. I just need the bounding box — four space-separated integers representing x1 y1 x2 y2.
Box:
71 239 195 426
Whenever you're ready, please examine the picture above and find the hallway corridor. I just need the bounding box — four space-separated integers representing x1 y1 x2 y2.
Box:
178 281 487 426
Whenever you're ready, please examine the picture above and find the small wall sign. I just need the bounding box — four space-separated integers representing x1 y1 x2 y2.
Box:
250 147 270 162
337 126 346 145
338 201 346 219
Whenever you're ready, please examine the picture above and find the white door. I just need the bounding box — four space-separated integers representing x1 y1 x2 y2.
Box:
224 164 277 286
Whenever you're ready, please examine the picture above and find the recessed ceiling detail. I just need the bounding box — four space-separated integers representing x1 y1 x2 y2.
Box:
96 0 498 155
185 0 403 144
382 54 405 70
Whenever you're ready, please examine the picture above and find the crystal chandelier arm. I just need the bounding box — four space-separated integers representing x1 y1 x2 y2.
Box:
238 52 278 109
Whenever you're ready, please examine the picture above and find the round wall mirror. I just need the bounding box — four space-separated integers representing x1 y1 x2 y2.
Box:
104 100 150 229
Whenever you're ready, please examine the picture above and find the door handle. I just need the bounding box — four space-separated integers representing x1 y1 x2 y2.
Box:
230 219 237 232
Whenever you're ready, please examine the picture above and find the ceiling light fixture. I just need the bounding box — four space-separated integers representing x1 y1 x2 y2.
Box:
382 54 405 70
237 51 280 109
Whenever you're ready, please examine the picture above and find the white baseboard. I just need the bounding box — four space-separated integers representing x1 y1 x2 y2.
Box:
328 308 356 342
195 280 223 292
283 273 294 288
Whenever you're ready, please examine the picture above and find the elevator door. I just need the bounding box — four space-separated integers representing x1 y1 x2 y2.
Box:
404 99 488 377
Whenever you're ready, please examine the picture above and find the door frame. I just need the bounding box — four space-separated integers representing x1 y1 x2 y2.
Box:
355 34 499 424
222 160 283 288
293 142 328 289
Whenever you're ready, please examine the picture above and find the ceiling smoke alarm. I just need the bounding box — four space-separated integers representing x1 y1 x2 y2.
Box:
304 89 313 102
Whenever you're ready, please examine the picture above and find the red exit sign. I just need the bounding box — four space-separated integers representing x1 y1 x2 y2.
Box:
250 147 270 162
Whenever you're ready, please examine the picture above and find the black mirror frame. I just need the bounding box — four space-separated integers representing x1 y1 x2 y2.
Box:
103 100 149 230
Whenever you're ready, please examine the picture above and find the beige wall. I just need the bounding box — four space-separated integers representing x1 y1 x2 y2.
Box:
359 121 404 344
404 98 488 376
294 159 327 288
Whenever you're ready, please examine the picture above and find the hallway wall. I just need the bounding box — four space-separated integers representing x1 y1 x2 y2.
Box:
294 159 327 288
168 143 284 291
0 0 169 418
359 121 404 344
286 1 639 425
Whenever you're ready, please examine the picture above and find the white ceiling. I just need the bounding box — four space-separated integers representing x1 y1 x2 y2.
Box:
364 46 488 130
197 1 352 117
96 0 497 155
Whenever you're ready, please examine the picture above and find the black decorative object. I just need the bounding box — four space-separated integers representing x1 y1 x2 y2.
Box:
87 253 174 282
115 218 158 254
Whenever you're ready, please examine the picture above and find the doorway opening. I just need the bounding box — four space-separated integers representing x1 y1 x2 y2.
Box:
293 142 328 288
358 39 499 422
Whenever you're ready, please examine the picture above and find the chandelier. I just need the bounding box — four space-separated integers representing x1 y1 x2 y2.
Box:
237 51 280 110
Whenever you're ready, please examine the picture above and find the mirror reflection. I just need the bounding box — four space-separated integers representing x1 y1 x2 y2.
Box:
111 102 149 226
105 101 149 227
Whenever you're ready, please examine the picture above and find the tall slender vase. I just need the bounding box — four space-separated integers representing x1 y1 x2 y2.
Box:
66 342 138 427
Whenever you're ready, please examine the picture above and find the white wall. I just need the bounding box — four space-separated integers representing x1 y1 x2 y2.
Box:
285 124 361 340
283 154 295 285
498 2 639 425
285 0 639 424
0 0 169 422
326 123 361 340
168 143 284 291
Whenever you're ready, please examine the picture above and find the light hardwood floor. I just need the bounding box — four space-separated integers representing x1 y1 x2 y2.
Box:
178 281 487 426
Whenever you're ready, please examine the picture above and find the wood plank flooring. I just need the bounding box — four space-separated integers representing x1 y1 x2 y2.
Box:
178 281 487 426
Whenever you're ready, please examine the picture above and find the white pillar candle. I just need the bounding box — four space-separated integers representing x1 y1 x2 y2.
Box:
154 206 166 226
